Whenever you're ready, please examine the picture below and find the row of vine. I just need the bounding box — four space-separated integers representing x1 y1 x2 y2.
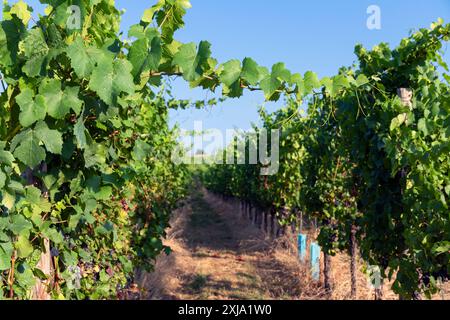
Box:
202 20 450 299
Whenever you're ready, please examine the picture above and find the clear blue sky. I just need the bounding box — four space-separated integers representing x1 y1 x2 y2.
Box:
11 1 450 136
164 0 450 135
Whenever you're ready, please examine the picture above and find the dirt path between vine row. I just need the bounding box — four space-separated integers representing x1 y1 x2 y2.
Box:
136 188 307 300
135 188 449 300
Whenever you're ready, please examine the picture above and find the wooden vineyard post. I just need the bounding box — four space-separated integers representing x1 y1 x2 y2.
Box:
276 220 283 238
375 283 384 300
244 202 248 219
323 252 332 296
251 207 255 224
397 88 424 301
255 208 259 228
257 208 263 229
251 206 255 224
322 219 333 296
397 88 413 108
299 211 303 236
275 207 287 237
297 210 308 262
31 238 52 300
23 166 53 300
247 203 251 221
368 265 383 300
264 210 268 233
282 207 288 236
350 224 358 299
270 209 276 238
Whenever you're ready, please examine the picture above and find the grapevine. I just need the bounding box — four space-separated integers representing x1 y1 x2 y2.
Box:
0 0 448 300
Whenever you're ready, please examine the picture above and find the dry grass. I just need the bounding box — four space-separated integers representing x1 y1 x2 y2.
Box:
134 204 196 300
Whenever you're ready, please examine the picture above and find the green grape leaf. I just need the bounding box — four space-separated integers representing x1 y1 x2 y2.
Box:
20 28 50 77
66 37 104 78
445 185 450 196
418 118 430 136
128 24 145 39
241 57 264 86
93 186 112 201
222 81 244 98
172 41 211 82
89 56 135 105
219 59 241 87
25 186 42 205
260 63 291 100
142 2 165 23
0 150 14 166
321 77 333 95
10 0 32 26
47 24 64 49
432 242 450 255
8 180 24 194
330 75 350 97
390 113 408 131
42 228 64 244
39 79 82 119
355 74 370 87
74 118 88 149
1 191 16 210
128 31 162 78
12 129 46 168
34 121 63 155
0 19 26 67
0 246 11 271
10 215 33 235
15 235 33 258
16 88 46 127
132 140 151 161
15 262 36 288
32 268 49 280
154 0 191 42
290 73 306 101
84 143 107 168
303 71 321 95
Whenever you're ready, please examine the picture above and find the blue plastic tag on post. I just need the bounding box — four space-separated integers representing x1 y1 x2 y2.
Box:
297 234 307 262
310 242 321 281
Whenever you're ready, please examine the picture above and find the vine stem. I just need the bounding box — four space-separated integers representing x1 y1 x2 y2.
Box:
5 124 22 142
8 251 16 299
